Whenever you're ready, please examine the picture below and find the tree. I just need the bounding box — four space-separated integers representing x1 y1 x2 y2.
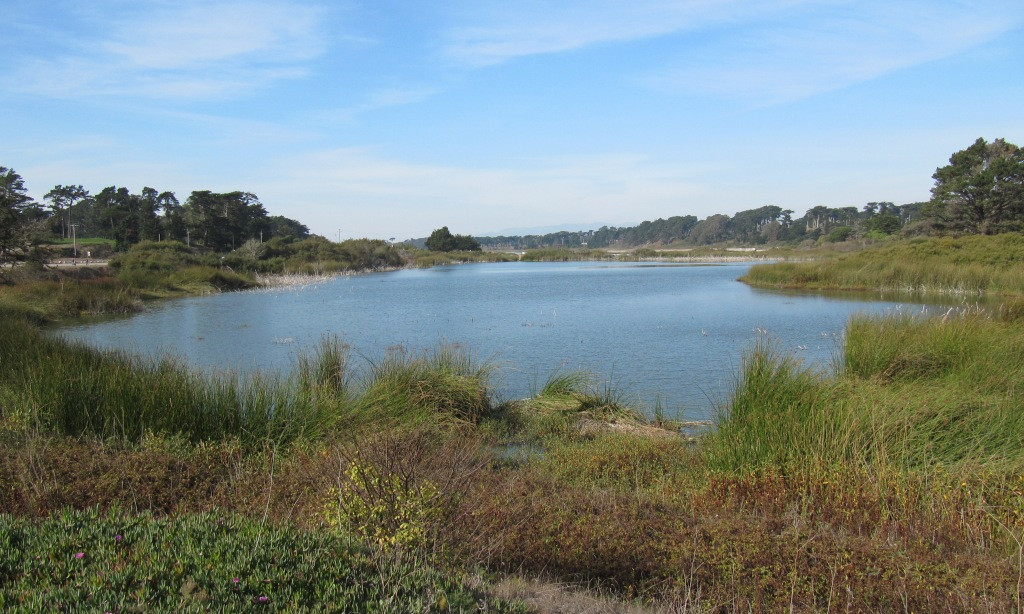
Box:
425 226 481 252
44 184 90 239
93 187 143 250
157 191 185 241
0 167 37 270
183 191 273 251
268 215 310 239
928 137 1024 234
688 214 731 245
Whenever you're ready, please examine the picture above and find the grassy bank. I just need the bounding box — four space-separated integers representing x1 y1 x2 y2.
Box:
0 237 410 323
741 233 1024 296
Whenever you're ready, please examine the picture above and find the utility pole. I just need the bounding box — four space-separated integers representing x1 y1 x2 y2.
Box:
69 224 79 262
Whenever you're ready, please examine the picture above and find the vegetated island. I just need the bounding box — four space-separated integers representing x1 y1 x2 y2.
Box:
0 137 1023 611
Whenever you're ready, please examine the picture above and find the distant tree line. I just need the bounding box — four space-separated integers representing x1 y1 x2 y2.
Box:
4 136 1022 269
478 202 927 250
477 137 1023 249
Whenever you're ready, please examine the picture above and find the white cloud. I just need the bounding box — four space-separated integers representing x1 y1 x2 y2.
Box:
101 2 323 69
440 0 803 66
644 1 1024 103
12 1 327 100
440 0 1022 103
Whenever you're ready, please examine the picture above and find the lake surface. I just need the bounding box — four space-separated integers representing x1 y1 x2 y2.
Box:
57 261 941 420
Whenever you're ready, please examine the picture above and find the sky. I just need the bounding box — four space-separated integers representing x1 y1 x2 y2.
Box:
3 0 1023 240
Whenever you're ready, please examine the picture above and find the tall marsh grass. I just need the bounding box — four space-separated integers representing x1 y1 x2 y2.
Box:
706 311 1024 475
0 314 496 446
0 278 140 322
355 345 493 426
0 316 332 446
741 234 1024 296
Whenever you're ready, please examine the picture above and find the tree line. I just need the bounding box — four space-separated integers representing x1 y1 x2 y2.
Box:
477 137 1023 249
477 202 925 249
1 171 310 267
5 137 1022 267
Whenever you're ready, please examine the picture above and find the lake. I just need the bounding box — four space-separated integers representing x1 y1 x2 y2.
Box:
57 261 941 421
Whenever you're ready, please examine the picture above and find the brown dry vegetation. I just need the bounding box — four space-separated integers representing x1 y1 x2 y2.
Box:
1 428 1020 612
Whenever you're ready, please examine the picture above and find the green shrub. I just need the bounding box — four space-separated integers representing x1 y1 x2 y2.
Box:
0 506 526 612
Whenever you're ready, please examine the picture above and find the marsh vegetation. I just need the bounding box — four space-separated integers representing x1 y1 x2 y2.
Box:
3 281 1024 610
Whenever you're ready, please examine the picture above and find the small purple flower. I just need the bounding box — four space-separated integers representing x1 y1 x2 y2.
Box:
258 595 269 603
232 577 240 584
74 552 85 559
114 534 123 542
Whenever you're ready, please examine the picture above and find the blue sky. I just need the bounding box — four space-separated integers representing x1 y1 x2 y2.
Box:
3 0 1022 240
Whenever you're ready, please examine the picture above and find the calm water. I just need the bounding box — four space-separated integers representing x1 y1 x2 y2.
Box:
57 262 940 420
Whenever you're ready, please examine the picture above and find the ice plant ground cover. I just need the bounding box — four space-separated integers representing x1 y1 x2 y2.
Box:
0 507 526 612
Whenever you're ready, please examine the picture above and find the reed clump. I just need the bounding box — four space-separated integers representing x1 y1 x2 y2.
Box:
408 250 517 268
355 345 493 427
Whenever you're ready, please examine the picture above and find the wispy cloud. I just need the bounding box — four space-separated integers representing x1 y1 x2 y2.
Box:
314 87 439 123
440 0 1022 104
440 0 801 66
11 1 328 100
645 0 1024 103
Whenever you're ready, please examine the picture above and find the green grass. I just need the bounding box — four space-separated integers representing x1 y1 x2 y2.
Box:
46 237 116 246
0 313 500 447
519 248 612 261
408 250 517 268
0 278 140 323
704 311 1024 476
0 315 334 446
355 345 493 427
529 432 696 493
741 234 1024 296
